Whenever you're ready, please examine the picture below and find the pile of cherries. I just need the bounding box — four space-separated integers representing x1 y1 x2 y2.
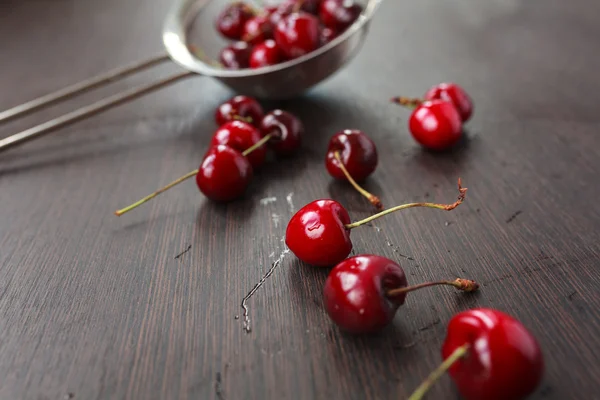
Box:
114 95 304 215
392 82 474 151
215 0 363 69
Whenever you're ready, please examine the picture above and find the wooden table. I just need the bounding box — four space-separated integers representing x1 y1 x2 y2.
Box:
1 0 599 398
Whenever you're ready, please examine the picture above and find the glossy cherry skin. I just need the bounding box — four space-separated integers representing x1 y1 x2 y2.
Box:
324 255 408 334
242 14 273 45
325 129 378 182
442 308 544 400
285 199 352 267
274 12 320 59
210 121 266 169
196 145 253 202
219 41 252 69
249 39 282 68
215 2 255 40
320 26 338 45
215 95 264 127
319 0 363 31
424 82 474 122
259 109 303 156
409 100 463 151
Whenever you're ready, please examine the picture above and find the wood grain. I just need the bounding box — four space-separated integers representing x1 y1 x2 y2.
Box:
1 0 599 399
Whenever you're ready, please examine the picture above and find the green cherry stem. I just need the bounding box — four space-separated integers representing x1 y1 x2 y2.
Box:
407 344 471 400
333 151 383 211
114 135 272 217
386 278 479 298
344 179 467 229
390 96 423 109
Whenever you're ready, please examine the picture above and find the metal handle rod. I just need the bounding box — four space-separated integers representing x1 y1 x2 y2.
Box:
0 54 171 123
0 71 195 153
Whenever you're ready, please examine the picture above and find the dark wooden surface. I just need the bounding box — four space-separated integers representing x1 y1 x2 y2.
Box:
1 0 599 399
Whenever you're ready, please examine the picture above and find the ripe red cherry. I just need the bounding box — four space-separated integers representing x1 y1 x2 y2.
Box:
274 12 320 59
424 82 473 122
285 199 352 267
242 15 273 45
409 308 544 400
219 41 252 69
259 109 304 156
285 180 467 266
325 129 382 209
319 0 363 31
323 255 479 334
196 145 253 202
323 255 407 333
210 121 266 169
320 27 338 44
409 100 463 151
249 39 282 68
441 309 544 400
215 2 255 40
215 95 264 126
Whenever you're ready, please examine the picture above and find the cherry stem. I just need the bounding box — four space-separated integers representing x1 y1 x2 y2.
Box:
333 151 383 211
114 136 272 216
407 344 470 400
114 169 198 216
390 96 422 109
232 115 254 124
242 133 272 157
344 179 467 229
386 278 479 298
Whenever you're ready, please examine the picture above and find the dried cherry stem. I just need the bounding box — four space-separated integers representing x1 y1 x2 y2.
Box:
232 115 254 124
242 133 272 156
386 278 479 298
344 179 466 229
333 151 383 211
408 344 470 400
114 136 271 216
390 96 422 109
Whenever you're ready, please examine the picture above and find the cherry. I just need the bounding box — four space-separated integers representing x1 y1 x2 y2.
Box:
210 121 267 169
408 100 462 151
196 145 253 202
215 2 255 40
424 83 474 122
320 26 338 45
324 254 478 334
285 179 466 266
219 41 252 70
114 139 271 215
259 109 304 156
215 95 264 127
249 39 283 68
274 12 320 59
325 129 382 210
242 15 273 45
408 308 544 400
297 0 322 14
319 0 363 31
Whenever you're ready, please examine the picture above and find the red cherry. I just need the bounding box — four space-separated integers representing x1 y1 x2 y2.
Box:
441 309 544 400
249 39 283 68
215 95 264 126
219 41 252 70
325 129 382 210
409 308 543 400
424 82 473 122
323 255 407 333
242 15 273 45
210 121 266 169
323 255 479 334
319 0 363 31
285 180 467 266
320 26 338 45
259 109 304 156
196 145 253 202
274 12 320 59
409 100 463 151
285 199 352 267
215 2 255 40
